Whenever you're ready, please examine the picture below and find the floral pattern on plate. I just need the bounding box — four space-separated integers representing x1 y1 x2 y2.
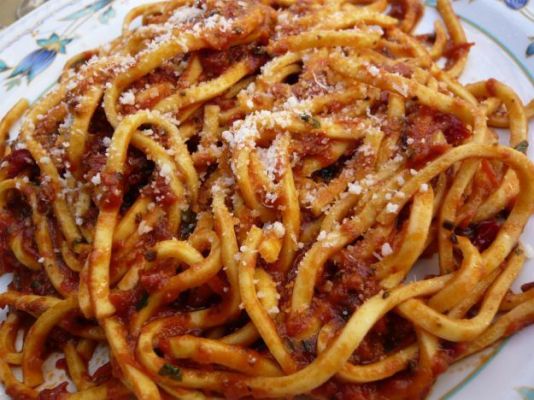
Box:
0 0 116 90
0 1 533 398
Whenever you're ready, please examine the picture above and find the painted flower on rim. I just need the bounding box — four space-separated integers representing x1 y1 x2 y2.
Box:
504 0 528 10
5 33 72 88
518 387 534 400
527 37 534 57
61 0 113 21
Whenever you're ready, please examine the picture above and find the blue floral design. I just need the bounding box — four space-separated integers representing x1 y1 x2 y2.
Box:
527 37 534 57
0 0 119 91
504 0 528 10
5 33 72 88
61 0 113 21
518 387 534 400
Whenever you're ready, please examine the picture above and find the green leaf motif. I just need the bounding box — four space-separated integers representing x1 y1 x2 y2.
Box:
518 387 534 400
6 77 22 91
61 0 113 21
0 60 9 72
99 6 116 24
514 140 529 154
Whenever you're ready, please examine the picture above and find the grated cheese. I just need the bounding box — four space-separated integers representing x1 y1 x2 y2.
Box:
91 173 101 185
348 182 363 195
119 90 136 105
381 242 393 257
386 202 399 213
137 221 153 235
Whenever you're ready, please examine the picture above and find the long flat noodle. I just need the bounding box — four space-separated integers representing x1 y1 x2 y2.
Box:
130 235 220 334
238 275 452 397
437 0 469 77
167 335 282 376
18 86 84 249
239 227 297 373
269 29 383 53
317 322 418 383
68 86 104 175
397 249 524 342
0 99 28 158
22 297 78 387
155 61 253 114
103 317 161 400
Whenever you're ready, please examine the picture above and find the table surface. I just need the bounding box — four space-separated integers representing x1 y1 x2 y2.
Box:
0 0 49 29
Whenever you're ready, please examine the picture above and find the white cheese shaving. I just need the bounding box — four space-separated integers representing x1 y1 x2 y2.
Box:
381 242 393 257
348 182 363 195
386 202 399 213
137 221 153 235
91 173 101 185
119 90 135 105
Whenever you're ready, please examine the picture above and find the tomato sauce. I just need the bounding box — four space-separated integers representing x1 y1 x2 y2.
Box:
404 104 470 167
36 383 69 400
443 41 474 69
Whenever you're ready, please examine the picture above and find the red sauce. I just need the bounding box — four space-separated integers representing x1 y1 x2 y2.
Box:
155 316 191 343
0 211 18 275
319 253 380 314
2 148 38 179
99 172 124 210
388 0 423 26
139 261 177 293
38 382 69 400
6 389 36 400
47 325 74 350
293 133 332 160
199 44 268 79
316 348 449 400
55 357 67 371
20 224 40 260
142 174 177 207
389 0 408 19
109 288 143 321
129 64 177 90
121 148 154 210
443 41 474 69
59 265 79 294
107 380 135 400
81 135 108 179
505 318 534 336
469 219 502 251
405 105 470 167
383 62 413 78
11 263 57 296
91 362 113 385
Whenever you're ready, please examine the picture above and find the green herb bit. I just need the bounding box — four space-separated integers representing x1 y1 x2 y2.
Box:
136 291 149 311
299 113 321 129
158 363 182 381
514 140 528 154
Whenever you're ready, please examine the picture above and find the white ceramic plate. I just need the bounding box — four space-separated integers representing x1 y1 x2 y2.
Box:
0 0 533 398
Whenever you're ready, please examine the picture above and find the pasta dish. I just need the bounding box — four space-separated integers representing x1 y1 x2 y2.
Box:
0 0 534 398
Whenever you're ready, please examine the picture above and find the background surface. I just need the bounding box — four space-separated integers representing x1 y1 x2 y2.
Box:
0 0 532 399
